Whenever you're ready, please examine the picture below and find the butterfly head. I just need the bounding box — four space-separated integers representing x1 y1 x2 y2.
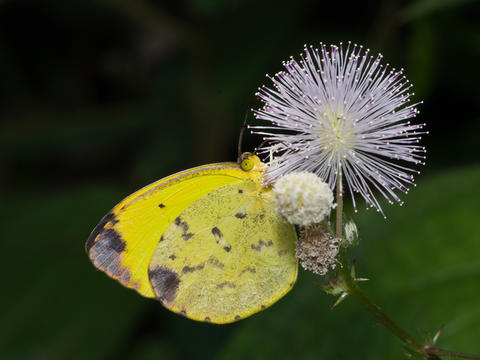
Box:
238 152 267 177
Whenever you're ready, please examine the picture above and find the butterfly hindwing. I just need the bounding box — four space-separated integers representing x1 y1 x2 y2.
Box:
86 163 259 298
148 180 298 324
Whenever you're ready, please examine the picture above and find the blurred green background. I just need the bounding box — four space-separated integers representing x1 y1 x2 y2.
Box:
1 0 479 359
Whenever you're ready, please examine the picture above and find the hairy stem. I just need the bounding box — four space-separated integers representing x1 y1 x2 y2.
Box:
336 255 480 358
337 253 423 351
333 173 480 359
335 172 343 239
426 348 480 359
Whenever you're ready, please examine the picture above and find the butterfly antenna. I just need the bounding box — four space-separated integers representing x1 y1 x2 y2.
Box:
237 108 250 158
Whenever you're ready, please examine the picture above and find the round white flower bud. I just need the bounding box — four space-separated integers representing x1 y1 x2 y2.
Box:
344 219 359 246
273 172 334 226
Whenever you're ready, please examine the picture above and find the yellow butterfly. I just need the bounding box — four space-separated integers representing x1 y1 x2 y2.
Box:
86 152 297 324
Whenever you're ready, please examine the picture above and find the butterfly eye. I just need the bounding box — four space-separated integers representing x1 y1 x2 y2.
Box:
241 157 255 171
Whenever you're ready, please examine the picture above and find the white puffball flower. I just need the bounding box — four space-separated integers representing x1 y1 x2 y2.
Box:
273 172 334 226
252 43 427 217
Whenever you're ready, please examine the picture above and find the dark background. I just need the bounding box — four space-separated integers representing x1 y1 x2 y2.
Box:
1 1 479 359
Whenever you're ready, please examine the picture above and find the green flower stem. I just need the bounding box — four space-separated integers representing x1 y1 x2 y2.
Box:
336 252 480 359
425 348 480 359
336 251 424 353
335 172 343 240
335 175 420 351
333 176 480 359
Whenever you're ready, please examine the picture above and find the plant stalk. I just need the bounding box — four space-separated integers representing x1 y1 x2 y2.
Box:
335 172 343 239
337 252 423 351
333 174 480 359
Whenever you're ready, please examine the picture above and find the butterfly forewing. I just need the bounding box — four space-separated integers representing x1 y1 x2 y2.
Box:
86 163 254 298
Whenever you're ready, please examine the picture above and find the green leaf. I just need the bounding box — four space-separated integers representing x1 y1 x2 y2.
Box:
216 166 480 359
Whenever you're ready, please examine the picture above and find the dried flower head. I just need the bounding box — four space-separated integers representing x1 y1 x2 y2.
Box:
251 42 427 215
273 172 334 226
297 226 339 276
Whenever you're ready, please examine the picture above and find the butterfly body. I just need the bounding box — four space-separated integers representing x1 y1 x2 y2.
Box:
86 153 297 323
